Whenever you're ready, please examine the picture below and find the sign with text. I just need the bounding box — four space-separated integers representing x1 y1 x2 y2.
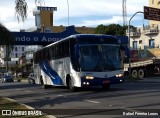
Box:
144 6 160 21
37 6 57 11
11 26 79 46
7 26 128 46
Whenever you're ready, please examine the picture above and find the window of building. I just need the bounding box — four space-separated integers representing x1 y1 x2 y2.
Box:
139 40 142 44
152 0 154 4
133 41 138 50
15 47 17 51
22 47 24 51
149 39 155 48
15 53 18 58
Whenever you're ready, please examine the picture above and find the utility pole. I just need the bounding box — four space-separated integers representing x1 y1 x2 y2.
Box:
128 11 144 77
67 0 70 26
122 0 127 26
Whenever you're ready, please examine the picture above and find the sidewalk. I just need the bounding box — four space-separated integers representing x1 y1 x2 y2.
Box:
14 79 28 83
137 77 160 83
125 77 160 83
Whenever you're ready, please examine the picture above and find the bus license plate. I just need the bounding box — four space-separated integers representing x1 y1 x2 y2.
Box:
103 80 110 84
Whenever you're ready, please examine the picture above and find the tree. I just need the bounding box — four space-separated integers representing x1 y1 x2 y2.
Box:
15 0 28 22
0 0 42 71
0 23 15 71
95 24 129 36
15 0 43 22
95 24 107 34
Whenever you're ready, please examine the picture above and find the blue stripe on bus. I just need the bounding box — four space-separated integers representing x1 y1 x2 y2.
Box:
39 61 63 85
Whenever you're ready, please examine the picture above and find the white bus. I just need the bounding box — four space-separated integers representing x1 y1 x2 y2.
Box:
33 34 124 91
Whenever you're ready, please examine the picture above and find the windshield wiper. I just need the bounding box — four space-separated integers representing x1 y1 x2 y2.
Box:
93 54 103 71
103 51 116 70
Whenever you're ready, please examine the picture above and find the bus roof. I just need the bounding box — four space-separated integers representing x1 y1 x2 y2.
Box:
47 34 119 46
35 34 120 52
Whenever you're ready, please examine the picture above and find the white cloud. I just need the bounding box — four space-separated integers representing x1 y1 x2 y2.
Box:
0 0 149 31
76 16 123 27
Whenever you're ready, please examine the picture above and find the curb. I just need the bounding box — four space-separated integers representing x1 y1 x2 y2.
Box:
4 97 57 118
124 79 160 83
14 79 28 83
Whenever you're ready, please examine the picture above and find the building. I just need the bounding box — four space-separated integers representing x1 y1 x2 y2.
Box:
128 0 160 50
149 0 160 25
0 45 26 66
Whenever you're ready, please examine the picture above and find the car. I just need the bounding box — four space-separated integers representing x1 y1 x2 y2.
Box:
1 73 14 83
28 73 35 84
17 72 22 77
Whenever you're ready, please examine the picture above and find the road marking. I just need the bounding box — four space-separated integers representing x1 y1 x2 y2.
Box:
57 95 64 97
25 90 32 93
15 89 22 91
85 100 100 104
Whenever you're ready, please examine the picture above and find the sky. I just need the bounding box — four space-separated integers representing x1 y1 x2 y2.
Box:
0 0 148 31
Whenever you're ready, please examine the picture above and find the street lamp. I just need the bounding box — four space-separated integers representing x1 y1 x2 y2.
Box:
128 11 144 77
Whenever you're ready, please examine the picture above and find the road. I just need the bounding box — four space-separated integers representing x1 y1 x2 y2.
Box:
0 78 160 118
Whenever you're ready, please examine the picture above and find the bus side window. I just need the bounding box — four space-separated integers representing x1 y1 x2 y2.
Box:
65 40 70 57
46 48 50 60
70 38 80 71
55 44 60 59
49 46 53 59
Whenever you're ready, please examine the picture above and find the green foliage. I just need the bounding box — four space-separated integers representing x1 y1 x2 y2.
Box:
0 23 15 71
0 23 15 46
95 24 134 36
95 24 107 34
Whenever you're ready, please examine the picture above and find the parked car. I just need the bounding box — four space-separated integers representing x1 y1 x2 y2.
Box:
1 73 14 83
17 72 22 77
28 73 35 84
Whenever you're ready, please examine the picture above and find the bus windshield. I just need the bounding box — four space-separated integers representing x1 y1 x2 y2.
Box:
79 44 123 72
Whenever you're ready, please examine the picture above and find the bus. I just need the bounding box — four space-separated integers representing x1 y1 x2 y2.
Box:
33 34 124 91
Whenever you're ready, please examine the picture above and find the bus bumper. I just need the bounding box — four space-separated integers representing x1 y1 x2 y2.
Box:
81 76 124 87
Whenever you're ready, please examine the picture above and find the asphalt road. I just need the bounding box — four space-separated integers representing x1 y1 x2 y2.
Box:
0 78 160 118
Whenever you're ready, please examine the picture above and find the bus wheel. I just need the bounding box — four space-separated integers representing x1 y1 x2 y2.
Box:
138 69 145 79
40 76 47 89
42 84 47 89
68 78 77 92
132 69 137 78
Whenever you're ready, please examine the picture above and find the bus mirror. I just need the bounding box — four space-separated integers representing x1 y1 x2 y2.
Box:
74 45 80 58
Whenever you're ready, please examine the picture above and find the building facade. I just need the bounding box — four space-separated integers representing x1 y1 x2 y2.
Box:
128 0 160 50
0 45 26 66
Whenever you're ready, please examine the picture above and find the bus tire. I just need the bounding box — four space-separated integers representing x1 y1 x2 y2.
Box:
40 76 47 89
132 69 137 78
138 69 145 78
67 76 78 92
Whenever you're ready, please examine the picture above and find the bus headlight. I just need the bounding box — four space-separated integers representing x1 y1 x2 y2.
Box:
116 74 123 77
85 76 94 80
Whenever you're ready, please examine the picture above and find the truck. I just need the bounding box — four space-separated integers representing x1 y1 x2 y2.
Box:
124 48 160 78
117 36 160 78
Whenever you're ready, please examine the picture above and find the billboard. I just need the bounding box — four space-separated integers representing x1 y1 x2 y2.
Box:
11 26 79 46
